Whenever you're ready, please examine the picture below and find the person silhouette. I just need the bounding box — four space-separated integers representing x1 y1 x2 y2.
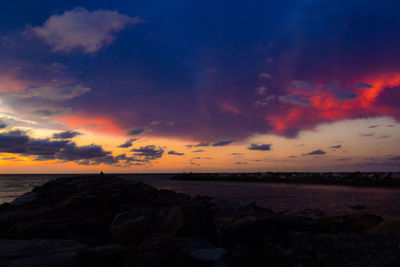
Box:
100 171 104 176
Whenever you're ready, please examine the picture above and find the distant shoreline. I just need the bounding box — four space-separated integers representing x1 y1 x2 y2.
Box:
171 172 400 188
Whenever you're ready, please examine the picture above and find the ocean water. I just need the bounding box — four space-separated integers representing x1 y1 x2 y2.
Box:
1 173 400 218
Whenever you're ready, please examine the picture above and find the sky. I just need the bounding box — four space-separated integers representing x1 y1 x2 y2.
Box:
0 0 400 173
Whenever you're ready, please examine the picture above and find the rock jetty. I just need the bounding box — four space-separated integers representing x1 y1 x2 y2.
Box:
0 175 399 266
172 172 400 187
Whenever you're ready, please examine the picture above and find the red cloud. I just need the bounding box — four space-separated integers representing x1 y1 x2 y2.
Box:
267 73 400 136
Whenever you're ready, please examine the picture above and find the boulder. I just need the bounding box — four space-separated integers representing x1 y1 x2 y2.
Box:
0 239 86 267
124 233 222 267
320 213 383 233
157 204 218 243
111 214 151 247
77 244 126 267
368 218 400 238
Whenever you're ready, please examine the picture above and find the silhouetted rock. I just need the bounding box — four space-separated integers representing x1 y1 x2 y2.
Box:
368 218 400 238
0 175 399 266
0 239 86 267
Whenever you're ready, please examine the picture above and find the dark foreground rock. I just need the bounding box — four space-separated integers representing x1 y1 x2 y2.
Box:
0 175 399 266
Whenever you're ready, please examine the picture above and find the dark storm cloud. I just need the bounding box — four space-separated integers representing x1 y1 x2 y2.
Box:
330 145 342 149
127 128 146 136
0 130 30 153
56 143 110 161
131 145 165 160
0 130 120 164
168 150 184 156
117 138 138 148
212 140 234 147
302 149 326 156
248 143 272 151
52 130 81 139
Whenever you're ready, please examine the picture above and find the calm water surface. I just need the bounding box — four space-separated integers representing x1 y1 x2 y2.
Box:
1 174 400 218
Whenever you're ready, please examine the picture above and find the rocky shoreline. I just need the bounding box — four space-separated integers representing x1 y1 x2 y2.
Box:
0 175 399 266
172 172 400 188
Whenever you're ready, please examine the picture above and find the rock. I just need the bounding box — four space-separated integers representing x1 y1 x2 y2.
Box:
0 239 86 267
350 205 366 210
77 245 126 267
124 233 218 267
296 209 325 219
185 247 227 262
320 213 383 233
368 218 400 238
10 192 39 206
111 214 151 247
158 204 218 243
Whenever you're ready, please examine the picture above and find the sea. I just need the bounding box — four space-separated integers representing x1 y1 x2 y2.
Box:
1 173 400 218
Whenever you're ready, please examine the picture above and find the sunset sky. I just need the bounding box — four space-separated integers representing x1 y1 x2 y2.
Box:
0 1 400 173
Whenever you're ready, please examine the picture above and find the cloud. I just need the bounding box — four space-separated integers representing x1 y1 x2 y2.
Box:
194 142 210 147
258 73 272 79
56 143 113 162
248 143 272 151
31 7 141 53
234 161 248 165
117 138 138 148
16 84 91 100
185 142 210 148
191 157 213 160
278 94 311 107
359 133 374 137
212 140 234 147
255 86 267 95
231 153 244 155
0 119 6 129
302 149 326 156
131 145 165 160
127 128 146 136
377 135 390 139
168 150 184 156
389 156 400 161
253 95 276 107
0 130 117 164
33 109 62 117
330 145 342 149
368 125 379 129
193 149 205 153
336 158 351 161
52 130 81 139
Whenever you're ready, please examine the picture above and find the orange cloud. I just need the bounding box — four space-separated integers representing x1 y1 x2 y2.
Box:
56 113 124 135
